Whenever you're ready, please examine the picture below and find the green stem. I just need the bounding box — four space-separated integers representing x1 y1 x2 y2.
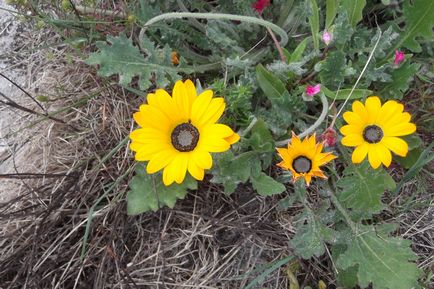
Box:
275 93 329 147
139 12 288 47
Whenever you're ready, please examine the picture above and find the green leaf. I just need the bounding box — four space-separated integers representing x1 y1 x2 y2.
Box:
86 33 190 91
127 165 197 215
336 227 421 289
319 50 346 90
256 64 288 103
251 172 286 196
322 86 373 100
379 61 420 99
393 0 434 53
332 244 359 288
325 0 338 29
337 161 396 219
249 119 275 153
308 0 320 51
289 38 308 63
341 0 366 28
291 215 335 259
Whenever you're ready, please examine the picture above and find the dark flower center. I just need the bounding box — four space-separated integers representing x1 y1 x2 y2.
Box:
363 125 383 143
292 156 312 173
171 122 200 152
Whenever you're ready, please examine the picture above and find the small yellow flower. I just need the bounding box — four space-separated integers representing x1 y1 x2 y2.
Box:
130 80 240 186
277 133 337 186
340 96 416 169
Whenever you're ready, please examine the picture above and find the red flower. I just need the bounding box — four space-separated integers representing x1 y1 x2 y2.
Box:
320 128 337 147
394 50 405 66
252 0 271 14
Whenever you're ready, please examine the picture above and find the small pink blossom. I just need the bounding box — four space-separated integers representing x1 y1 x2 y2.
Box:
252 0 271 14
321 128 337 147
305 84 321 97
322 31 332 46
394 50 405 66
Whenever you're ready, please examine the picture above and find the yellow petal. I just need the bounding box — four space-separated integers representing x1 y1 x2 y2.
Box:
340 124 363 136
195 98 225 127
384 122 416 137
343 111 365 126
351 143 369 163
316 152 337 166
198 137 230 152
365 96 381 123
134 104 171 132
341 134 364 147
304 174 312 186
190 90 213 125
184 79 197 105
147 89 182 124
173 153 189 184
201 123 234 139
312 170 327 179
291 132 302 148
129 127 169 143
146 148 177 174
381 136 408 157
191 150 213 169
225 132 240 145
352 101 369 123
376 143 392 167
188 161 205 181
368 144 382 169
172 80 191 121
133 143 172 161
376 100 399 126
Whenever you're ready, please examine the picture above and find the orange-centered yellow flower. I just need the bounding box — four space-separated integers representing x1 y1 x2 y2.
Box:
340 96 416 169
277 133 337 186
130 80 240 186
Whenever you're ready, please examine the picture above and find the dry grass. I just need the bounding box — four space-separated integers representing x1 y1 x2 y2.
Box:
0 4 433 289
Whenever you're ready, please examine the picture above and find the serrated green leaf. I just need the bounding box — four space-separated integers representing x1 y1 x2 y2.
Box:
336 227 420 289
319 50 346 90
127 165 197 215
251 172 286 196
322 86 373 100
86 33 189 90
337 161 395 219
379 61 420 99
309 0 320 51
291 212 336 259
393 0 434 53
341 0 366 28
325 0 338 29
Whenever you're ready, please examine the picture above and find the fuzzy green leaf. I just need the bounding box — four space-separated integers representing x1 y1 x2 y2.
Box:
127 165 197 215
336 227 420 289
319 50 346 90
379 61 420 99
251 172 286 196
394 0 434 53
322 86 373 100
337 161 396 219
291 216 335 259
341 0 366 28
86 33 190 90
309 0 320 51
325 0 338 29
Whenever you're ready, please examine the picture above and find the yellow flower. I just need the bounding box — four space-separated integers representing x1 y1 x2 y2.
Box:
340 96 416 169
130 80 240 186
277 133 337 186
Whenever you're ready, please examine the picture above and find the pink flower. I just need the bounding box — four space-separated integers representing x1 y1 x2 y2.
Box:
305 84 321 97
252 0 271 14
322 31 332 46
320 128 337 147
394 50 405 66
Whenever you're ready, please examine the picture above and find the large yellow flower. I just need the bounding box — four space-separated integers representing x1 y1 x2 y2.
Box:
130 80 240 186
340 96 416 169
277 133 337 186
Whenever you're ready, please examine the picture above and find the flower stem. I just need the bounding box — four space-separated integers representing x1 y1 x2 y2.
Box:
139 12 288 47
327 189 358 233
275 93 329 147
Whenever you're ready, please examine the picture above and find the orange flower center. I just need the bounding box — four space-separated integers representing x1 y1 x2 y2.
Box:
171 122 199 152
292 156 312 173
363 125 383 143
